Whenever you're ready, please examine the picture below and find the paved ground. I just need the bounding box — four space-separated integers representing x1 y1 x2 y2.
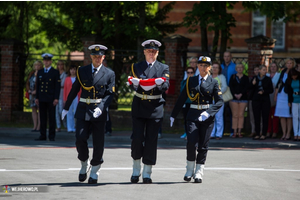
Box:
1 128 300 200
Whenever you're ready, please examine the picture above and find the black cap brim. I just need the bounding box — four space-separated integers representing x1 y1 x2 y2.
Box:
91 51 105 56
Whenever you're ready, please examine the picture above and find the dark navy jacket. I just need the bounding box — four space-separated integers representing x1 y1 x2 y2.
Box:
171 75 223 122
131 60 169 119
64 64 115 121
36 67 61 102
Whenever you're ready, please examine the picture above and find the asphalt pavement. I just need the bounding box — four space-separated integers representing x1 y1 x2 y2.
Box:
1 127 300 149
1 127 300 200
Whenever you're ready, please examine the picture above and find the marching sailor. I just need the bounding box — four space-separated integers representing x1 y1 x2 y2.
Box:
62 44 115 184
170 56 223 183
129 39 170 184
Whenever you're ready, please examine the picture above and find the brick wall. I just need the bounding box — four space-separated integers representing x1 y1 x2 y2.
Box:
159 1 300 55
0 39 25 121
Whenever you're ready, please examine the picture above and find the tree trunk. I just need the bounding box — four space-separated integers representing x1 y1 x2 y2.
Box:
211 29 219 61
200 26 208 56
219 2 228 64
137 2 146 62
112 2 123 109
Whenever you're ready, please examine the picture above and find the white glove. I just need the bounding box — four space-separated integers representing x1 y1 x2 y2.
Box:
198 111 210 122
61 109 68 120
170 117 174 127
93 107 102 118
131 78 140 86
155 78 164 86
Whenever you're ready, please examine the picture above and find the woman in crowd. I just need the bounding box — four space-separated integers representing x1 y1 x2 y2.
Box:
285 68 300 141
180 67 195 139
266 62 281 138
55 60 67 132
229 63 249 138
210 61 227 140
274 58 294 140
26 60 43 132
63 65 81 133
249 65 273 140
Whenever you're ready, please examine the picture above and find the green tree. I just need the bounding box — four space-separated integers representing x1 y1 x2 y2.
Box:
183 2 236 61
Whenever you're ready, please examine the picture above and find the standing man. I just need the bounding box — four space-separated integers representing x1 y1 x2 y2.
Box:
170 56 223 183
221 51 236 85
221 51 236 135
35 53 61 141
62 44 115 184
129 39 170 184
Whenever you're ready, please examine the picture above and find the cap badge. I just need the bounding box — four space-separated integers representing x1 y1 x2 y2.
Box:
150 41 155 47
95 46 100 51
202 57 207 61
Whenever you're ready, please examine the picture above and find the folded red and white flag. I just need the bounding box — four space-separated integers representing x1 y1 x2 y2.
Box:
127 76 166 91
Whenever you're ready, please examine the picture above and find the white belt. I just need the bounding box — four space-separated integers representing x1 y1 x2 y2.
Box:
190 104 211 110
79 98 102 104
135 93 162 100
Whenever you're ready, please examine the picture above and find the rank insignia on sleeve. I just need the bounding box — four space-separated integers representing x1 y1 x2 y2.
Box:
112 86 115 92
165 74 169 77
218 92 222 95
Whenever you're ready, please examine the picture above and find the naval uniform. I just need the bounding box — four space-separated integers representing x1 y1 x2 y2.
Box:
36 67 61 140
64 64 115 166
171 75 223 164
130 60 169 165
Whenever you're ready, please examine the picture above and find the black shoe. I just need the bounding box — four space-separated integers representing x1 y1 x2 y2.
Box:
143 178 152 184
88 177 97 184
35 137 46 141
194 178 202 183
49 138 55 141
79 173 87 182
31 129 37 132
184 176 192 182
130 175 140 183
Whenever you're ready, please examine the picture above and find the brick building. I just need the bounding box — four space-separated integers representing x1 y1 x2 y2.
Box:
159 1 300 58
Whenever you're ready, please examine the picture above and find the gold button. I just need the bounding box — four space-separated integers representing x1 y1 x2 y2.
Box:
41 86 43 88
46 82 48 84
84 83 86 85
101 86 103 88
202 100 204 102
96 91 98 93
45 90 47 92
42 82 44 84
207 91 209 93
49 79 51 81
41 90 43 92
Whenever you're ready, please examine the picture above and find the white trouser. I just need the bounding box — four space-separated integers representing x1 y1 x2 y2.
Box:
211 104 224 138
67 96 78 132
292 103 300 136
56 98 66 128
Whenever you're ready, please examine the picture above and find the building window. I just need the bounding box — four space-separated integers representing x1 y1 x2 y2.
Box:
272 19 285 49
252 10 266 36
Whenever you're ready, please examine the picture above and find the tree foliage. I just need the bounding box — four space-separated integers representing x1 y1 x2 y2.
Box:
183 2 236 61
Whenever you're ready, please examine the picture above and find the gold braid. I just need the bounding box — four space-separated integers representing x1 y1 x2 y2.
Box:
76 66 95 100
186 76 199 103
131 63 138 78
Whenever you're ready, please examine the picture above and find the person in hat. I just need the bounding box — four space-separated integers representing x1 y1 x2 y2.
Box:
170 56 223 183
129 39 170 184
62 44 115 184
35 53 61 141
